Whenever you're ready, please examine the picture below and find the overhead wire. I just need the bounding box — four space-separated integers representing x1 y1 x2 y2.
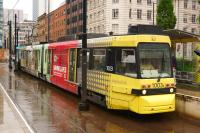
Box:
12 0 20 9
8 0 20 20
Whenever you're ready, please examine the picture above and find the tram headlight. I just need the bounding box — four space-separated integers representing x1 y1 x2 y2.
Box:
142 90 147 95
170 88 174 93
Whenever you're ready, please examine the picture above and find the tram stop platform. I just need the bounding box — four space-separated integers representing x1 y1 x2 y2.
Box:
177 83 200 97
176 83 200 120
0 84 32 133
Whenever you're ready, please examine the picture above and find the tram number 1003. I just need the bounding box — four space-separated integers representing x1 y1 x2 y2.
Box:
152 83 165 88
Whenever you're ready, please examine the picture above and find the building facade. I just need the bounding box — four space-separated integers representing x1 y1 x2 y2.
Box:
37 13 48 42
0 0 3 47
87 0 200 35
18 20 35 45
39 0 199 44
3 9 24 25
87 0 158 35
174 0 200 60
49 3 67 42
174 0 199 34
48 1 83 42
3 9 27 48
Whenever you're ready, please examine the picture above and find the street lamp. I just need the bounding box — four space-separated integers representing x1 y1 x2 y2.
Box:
153 2 157 25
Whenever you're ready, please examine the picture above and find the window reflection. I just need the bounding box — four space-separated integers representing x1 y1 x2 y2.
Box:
116 49 137 77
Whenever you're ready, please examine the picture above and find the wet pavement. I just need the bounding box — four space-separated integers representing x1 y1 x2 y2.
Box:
0 84 29 133
0 63 200 133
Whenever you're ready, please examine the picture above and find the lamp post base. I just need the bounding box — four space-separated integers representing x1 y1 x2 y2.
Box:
79 101 89 111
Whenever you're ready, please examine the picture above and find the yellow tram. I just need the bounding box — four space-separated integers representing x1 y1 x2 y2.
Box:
85 26 176 114
18 25 176 114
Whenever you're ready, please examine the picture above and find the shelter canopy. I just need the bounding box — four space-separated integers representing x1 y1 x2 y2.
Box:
164 29 200 43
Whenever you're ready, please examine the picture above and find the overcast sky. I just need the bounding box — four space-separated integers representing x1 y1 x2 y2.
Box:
3 0 32 20
3 0 66 20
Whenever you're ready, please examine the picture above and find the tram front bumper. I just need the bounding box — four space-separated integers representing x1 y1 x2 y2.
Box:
130 94 175 114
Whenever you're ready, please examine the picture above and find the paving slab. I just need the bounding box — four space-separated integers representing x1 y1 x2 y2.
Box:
0 86 32 133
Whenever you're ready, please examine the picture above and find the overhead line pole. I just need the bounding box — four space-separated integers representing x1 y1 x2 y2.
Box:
7 0 20 70
48 0 50 42
8 21 12 69
79 0 89 111
14 14 17 71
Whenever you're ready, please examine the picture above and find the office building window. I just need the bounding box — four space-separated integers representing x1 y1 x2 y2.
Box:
137 9 142 19
129 9 132 19
191 28 196 34
113 0 119 3
147 0 151 5
112 24 119 34
147 10 152 20
184 0 188 9
192 1 196 10
137 0 142 4
192 14 196 23
183 14 187 23
112 9 119 19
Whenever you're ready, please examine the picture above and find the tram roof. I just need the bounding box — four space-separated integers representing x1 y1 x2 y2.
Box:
163 29 200 43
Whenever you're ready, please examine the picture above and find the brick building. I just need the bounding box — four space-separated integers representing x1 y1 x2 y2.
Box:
49 1 83 42
37 13 48 43
49 3 66 42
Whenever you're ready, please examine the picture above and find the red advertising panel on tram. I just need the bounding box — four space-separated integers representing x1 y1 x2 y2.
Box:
49 41 79 94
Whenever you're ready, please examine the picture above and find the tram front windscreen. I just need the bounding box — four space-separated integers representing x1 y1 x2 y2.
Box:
138 43 172 79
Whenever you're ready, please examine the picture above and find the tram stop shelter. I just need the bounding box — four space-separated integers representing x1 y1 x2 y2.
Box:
163 29 200 83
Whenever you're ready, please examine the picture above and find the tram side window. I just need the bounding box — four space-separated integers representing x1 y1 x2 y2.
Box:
92 49 106 71
77 49 90 68
115 49 137 77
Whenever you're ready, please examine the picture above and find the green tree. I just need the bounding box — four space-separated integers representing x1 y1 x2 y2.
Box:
156 0 176 30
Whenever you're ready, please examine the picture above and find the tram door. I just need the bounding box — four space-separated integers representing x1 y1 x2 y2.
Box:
46 49 52 81
69 49 77 82
47 50 52 75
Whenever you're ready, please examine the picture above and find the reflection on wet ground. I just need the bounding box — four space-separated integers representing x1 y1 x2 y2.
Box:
0 63 200 133
0 84 28 132
0 91 2 125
